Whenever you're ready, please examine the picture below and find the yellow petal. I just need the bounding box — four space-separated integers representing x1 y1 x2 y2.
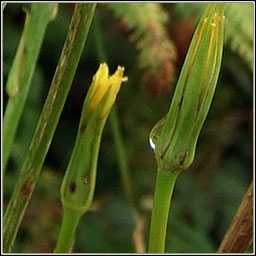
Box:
89 63 127 118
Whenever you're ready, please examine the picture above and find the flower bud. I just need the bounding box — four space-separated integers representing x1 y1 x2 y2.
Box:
152 4 225 172
60 63 127 213
88 63 127 118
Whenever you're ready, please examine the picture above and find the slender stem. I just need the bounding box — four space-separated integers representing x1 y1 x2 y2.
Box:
217 181 253 253
54 208 82 253
3 3 96 252
148 169 180 253
3 3 53 175
109 108 135 204
93 14 106 63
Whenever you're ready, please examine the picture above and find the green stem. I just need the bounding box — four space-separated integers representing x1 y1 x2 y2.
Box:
3 3 53 175
3 3 96 253
148 169 180 253
109 108 134 205
54 208 82 253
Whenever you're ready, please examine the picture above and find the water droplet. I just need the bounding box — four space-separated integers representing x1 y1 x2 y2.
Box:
149 137 156 151
149 115 167 152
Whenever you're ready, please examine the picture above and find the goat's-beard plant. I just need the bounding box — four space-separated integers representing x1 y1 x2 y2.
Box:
148 3 225 253
55 63 127 253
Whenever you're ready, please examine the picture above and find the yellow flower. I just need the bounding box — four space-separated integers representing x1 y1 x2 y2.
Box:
89 63 127 118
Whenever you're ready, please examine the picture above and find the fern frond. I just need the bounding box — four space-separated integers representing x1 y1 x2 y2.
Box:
104 3 177 94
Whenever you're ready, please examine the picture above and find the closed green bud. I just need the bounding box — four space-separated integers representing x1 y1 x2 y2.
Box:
150 4 225 173
61 63 127 213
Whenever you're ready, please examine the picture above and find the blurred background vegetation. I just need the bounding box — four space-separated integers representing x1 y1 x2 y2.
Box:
3 3 253 253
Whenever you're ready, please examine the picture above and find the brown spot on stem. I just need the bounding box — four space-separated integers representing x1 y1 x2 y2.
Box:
20 179 34 197
69 181 76 193
80 124 86 133
23 46 27 56
83 172 90 185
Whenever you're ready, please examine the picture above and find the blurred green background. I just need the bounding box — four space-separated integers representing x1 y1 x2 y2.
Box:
3 3 253 253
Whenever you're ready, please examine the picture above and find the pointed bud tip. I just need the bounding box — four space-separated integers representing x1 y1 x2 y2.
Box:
89 63 127 118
